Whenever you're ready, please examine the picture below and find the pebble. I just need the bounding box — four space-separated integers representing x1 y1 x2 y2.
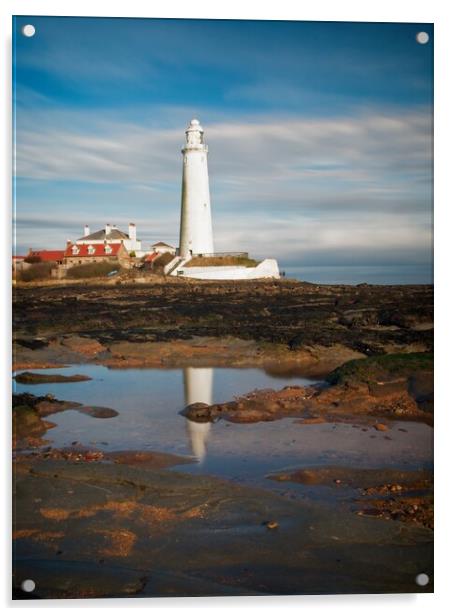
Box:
374 423 389 431
357 508 381 517
390 484 403 492
265 521 279 530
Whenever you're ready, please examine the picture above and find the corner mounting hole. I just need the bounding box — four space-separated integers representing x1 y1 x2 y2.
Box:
21 579 36 593
415 573 429 586
22 24 36 37
416 32 429 45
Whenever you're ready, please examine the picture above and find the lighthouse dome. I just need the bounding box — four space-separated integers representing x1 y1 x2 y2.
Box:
186 118 203 132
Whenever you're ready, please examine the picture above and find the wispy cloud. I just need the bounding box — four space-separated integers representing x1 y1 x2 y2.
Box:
16 107 431 185
14 105 432 267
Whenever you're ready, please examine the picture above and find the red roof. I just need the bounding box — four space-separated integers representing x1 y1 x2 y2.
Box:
28 250 65 262
64 243 123 258
145 252 159 262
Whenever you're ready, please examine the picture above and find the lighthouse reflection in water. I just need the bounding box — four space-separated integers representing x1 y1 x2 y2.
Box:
183 368 212 462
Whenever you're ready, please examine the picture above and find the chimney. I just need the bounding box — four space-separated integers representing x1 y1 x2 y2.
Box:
84 224 90 237
129 223 136 241
105 223 111 236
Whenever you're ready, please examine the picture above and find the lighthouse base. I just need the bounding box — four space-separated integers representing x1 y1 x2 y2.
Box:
172 258 280 280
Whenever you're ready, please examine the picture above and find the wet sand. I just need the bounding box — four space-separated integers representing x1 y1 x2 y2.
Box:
13 458 432 598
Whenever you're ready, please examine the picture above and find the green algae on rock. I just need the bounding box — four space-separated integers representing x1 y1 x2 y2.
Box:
326 352 433 386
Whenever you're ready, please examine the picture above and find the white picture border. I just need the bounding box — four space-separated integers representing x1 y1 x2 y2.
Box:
1 1 450 614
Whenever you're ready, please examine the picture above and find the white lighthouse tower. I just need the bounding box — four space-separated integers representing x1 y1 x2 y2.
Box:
178 119 214 258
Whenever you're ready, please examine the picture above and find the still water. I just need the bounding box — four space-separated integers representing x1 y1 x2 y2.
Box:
13 365 433 494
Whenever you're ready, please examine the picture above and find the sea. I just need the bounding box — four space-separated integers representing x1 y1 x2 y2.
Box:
281 264 433 285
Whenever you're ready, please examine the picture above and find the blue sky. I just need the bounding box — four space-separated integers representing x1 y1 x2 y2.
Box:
13 17 433 280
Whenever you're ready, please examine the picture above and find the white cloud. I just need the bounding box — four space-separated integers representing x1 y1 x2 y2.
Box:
14 106 432 265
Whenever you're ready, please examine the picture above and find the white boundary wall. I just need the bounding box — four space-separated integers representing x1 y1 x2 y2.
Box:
176 258 280 280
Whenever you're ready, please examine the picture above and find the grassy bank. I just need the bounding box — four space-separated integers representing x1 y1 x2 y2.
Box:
185 256 259 267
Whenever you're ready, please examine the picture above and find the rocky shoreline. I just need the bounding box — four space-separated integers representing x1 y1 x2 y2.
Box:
13 279 432 373
12 280 434 597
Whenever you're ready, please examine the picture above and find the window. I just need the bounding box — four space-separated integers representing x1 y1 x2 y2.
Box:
71 245 79 255
105 245 112 254
87 245 95 255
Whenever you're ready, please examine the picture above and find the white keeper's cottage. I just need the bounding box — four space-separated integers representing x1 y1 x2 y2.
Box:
76 223 144 256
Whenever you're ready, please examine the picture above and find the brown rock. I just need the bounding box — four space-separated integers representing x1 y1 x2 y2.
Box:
227 409 275 423
14 372 92 384
60 336 106 358
182 402 213 422
76 406 119 419
34 399 81 417
106 450 191 468
296 416 326 425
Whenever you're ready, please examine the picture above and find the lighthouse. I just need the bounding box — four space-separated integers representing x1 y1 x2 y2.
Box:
171 119 280 279
178 119 214 258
